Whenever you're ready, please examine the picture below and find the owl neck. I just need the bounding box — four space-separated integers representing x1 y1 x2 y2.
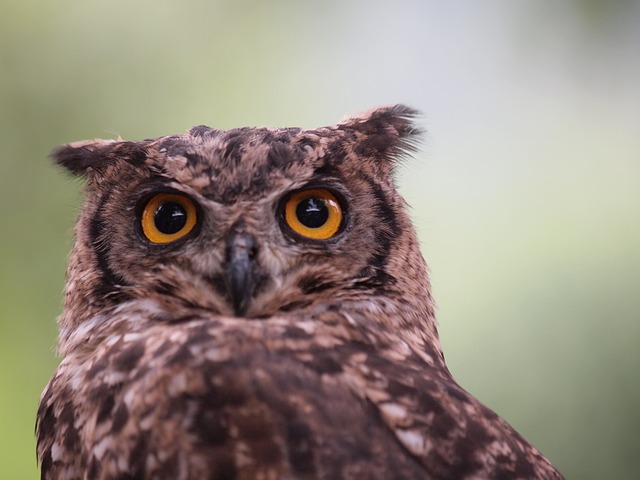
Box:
57 287 441 362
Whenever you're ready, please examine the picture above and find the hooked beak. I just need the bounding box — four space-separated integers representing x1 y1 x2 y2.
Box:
224 228 258 317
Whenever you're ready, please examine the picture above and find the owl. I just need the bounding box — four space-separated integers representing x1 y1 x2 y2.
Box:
36 105 563 479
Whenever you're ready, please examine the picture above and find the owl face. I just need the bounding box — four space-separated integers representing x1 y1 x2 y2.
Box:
54 106 424 327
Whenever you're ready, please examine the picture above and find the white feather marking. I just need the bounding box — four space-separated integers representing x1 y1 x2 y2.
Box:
395 429 431 457
342 312 357 326
139 413 155 431
379 402 408 423
293 320 317 334
203 347 229 362
167 372 187 395
114 299 164 317
92 436 113 460
51 442 64 461
122 332 145 343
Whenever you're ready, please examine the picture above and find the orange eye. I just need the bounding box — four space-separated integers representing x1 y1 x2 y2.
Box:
284 189 343 240
141 193 197 244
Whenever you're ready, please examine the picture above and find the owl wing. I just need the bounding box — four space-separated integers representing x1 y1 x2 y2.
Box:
342 342 564 479
277 310 564 479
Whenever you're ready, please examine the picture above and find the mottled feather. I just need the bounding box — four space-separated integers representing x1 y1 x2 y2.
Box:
37 106 563 479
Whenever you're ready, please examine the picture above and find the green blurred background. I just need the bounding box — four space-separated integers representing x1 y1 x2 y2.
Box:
1 1 638 478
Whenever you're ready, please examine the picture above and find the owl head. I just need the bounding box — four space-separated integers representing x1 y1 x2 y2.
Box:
53 105 435 351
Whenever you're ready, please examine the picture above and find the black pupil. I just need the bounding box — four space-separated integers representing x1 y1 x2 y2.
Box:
154 202 187 235
296 197 328 228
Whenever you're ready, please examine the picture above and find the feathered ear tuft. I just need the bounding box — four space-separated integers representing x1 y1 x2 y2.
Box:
51 139 118 176
339 104 423 163
51 139 149 177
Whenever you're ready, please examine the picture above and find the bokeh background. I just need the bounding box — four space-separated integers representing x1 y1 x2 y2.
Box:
1 1 639 478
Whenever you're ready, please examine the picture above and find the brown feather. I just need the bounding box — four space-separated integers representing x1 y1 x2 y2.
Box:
38 105 563 479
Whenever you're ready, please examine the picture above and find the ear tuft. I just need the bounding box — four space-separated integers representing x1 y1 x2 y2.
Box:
340 104 423 162
51 139 119 176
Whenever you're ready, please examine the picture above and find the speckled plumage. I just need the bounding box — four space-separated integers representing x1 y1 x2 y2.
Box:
37 106 563 479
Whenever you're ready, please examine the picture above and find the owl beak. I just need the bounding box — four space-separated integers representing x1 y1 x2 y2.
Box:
224 229 258 317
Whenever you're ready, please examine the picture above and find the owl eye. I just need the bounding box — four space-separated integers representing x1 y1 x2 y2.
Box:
141 193 197 244
283 188 344 240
